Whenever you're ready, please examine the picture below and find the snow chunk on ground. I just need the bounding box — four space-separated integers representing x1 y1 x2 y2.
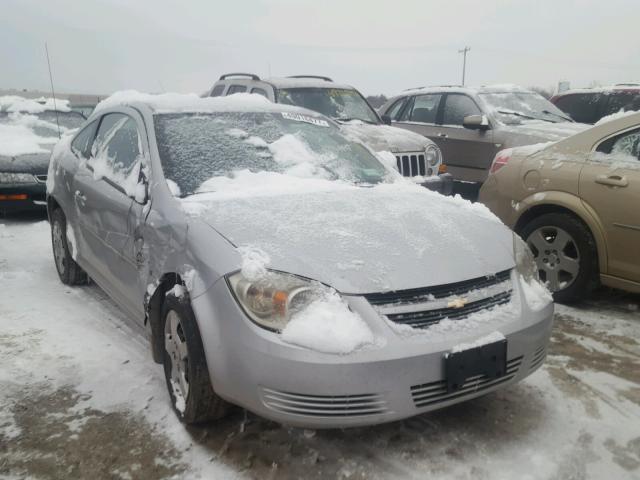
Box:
237 245 271 281
520 275 553 311
450 331 505 353
281 292 375 354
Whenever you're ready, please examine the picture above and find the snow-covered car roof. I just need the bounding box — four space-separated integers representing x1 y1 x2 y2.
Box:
399 84 534 97
265 77 356 91
93 90 340 119
554 84 640 96
0 95 71 113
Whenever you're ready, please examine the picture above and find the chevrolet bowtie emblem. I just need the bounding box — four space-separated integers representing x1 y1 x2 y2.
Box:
447 298 468 309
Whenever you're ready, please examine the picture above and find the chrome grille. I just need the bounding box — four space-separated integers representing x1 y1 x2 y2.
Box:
386 291 512 329
411 356 523 408
365 270 511 306
261 388 388 417
396 153 427 177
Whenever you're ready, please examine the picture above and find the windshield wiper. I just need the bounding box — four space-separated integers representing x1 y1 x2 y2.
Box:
542 109 572 122
496 110 555 123
335 116 376 125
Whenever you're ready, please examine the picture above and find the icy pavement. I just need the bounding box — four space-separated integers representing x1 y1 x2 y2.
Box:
1 217 639 480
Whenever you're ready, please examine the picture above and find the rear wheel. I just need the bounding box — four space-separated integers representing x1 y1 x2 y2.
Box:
50 208 87 285
161 292 229 424
520 212 598 303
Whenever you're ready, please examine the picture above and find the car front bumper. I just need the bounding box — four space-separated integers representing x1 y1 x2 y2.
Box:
191 271 554 428
0 183 47 214
420 173 454 195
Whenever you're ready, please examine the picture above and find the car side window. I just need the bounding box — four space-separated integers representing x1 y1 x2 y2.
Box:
70 120 99 159
386 98 407 120
442 94 481 126
210 84 225 97
400 94 442 123
89 113 144 196
596 127 640 161
227 85 247 95
555 93 601 123
251 87 268 97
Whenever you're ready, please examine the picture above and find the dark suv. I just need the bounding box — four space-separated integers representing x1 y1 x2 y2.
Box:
551 84 640 124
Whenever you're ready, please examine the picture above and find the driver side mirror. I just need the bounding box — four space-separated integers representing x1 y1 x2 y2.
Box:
381 114 392 125
463 114 490 131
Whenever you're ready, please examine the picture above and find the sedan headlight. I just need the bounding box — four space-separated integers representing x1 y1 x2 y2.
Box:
425 145 441 167
0 172 37 184
228 270 322 331
513 232 538 282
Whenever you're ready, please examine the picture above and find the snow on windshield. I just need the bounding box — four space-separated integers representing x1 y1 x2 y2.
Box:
154 111 389 197
278 88 379 123
0 109 85 157
480 92 570 124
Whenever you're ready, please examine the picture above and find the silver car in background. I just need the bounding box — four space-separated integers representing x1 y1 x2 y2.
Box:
47 92 553 428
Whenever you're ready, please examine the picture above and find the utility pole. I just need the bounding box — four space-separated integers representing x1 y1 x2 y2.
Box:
458 46 471 86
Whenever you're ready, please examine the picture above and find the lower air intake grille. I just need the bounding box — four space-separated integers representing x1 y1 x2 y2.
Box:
529 346 546 371
410 356 523 408
261 388 388 417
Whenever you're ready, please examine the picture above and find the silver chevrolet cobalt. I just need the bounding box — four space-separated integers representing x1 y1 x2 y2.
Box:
47 92 553 427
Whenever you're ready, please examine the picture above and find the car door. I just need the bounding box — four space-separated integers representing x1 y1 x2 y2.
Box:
73 111 148 321
580 127 640 283
437 93 497 183
391 93 444 147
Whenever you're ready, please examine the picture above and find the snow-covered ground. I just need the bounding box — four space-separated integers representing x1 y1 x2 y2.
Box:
1 216 639 480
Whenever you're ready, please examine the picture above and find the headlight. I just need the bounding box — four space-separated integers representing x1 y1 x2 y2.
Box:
425 145 441 167
0 172 37 184
513 232 538 282
228 270 322 331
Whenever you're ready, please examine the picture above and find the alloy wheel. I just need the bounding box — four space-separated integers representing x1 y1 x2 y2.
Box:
526 226 580 292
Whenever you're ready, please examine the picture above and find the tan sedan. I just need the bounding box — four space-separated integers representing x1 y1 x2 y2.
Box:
480 112 640 302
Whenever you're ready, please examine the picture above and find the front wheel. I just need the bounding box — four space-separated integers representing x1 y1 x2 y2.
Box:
161 292 229 424
50 208 87 285
520 212 598 303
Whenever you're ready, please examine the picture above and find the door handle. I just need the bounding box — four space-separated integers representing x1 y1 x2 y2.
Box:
437 133 448 138
595 175 628 187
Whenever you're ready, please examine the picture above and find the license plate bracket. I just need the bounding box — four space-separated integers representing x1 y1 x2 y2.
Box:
445 340 507 393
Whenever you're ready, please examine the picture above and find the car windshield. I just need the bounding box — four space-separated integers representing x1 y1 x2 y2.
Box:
277 88 379 124
479 92 572 124
154 111 389 196
0 110 85 137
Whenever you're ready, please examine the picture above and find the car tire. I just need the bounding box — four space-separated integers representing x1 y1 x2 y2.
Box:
161 290 230 424
520 212 598 303
50 208 88 285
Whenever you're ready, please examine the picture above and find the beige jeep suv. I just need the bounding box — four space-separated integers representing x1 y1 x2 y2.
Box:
479 111 640 302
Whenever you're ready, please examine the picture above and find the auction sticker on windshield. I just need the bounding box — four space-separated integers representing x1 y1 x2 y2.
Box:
281 112 330 127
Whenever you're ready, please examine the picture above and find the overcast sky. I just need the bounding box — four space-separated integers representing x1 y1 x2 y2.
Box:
2 0 639 97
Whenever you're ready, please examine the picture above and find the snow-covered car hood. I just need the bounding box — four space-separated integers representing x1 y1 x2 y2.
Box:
193 183 514 294
501 121 589 143
339 122 433 153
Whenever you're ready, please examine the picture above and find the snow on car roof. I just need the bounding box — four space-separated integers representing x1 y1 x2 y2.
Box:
555 84 640 96
94 90 335 117
265 77 355 90
0 95 71 113
400 84 533 96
